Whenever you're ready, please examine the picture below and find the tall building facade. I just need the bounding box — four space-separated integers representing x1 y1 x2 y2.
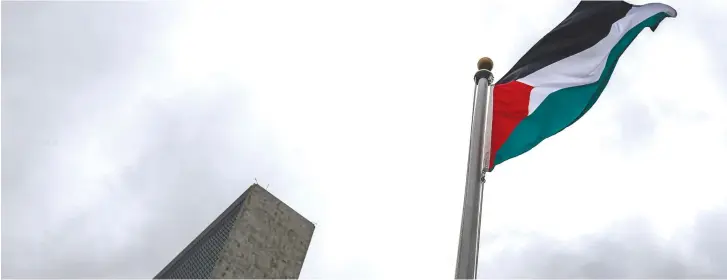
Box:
154 184 315 279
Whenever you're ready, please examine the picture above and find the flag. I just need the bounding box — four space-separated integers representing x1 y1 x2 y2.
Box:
488 1 676 171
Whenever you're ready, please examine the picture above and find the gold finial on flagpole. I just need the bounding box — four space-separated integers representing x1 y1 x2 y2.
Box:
477 57 493 71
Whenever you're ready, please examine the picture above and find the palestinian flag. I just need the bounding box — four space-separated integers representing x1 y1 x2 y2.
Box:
489 1 676 171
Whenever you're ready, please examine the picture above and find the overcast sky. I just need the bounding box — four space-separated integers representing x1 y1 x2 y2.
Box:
2 0 727 278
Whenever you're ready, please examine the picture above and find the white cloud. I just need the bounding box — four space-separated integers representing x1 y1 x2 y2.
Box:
2 0 727 278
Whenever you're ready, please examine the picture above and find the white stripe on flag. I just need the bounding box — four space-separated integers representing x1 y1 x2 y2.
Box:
519 3 677 115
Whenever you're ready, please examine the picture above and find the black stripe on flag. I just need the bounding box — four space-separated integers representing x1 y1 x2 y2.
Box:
497 1 633 85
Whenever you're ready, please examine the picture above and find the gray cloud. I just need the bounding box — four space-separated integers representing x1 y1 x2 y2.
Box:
1 1 179 201
480 204 727 278
614 100 657 153
685 3 727 97
3 1 727 279
2 78 276 277
2 2 291 278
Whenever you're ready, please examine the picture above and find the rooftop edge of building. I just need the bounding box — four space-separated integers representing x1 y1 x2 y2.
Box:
153 183 315 279
246 184 316 231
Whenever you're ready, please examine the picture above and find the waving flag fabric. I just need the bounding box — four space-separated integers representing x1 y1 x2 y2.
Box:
489 1 677 170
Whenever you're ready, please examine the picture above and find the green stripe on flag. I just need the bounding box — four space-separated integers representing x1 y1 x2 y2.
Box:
492 12 673 170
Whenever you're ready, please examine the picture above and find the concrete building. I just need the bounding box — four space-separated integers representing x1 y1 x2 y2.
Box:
154 184 315 279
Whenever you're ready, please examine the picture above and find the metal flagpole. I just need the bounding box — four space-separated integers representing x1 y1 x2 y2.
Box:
455 57 494 279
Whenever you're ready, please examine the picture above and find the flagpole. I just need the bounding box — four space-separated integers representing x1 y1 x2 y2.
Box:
455 57 494 279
